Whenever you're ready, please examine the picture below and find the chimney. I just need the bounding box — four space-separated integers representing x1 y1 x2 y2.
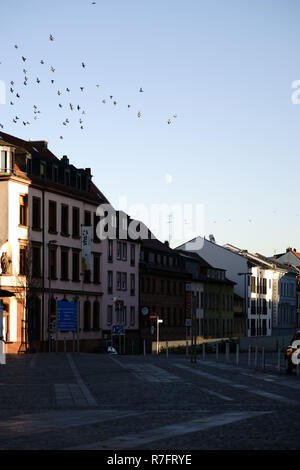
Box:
61 155 69 165
164 240 169 247
294 248 297 252
30 140 48 149
286 247 292 253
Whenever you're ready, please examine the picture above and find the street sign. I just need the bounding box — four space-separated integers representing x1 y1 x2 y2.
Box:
185 319 192 327
112 324 125 335
150 325 155 335
57 301 77 332
141 307 149 316
149 313 157 322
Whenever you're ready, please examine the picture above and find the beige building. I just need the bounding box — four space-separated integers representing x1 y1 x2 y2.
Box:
0 131 111 353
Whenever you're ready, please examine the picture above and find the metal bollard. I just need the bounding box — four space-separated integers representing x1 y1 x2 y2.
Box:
248 346 251 368
186 340 189 357
143 339 146 356
166 340 168 358
277 346 281 374
202 342 206 361
261 347 265 371
216 343 219 362
254 346 258 370
236 343 239 366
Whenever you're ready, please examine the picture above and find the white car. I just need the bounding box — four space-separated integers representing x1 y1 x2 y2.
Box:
107 346 118 355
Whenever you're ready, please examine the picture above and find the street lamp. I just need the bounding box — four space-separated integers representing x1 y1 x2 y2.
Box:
48 240 57 352
238 272 252 337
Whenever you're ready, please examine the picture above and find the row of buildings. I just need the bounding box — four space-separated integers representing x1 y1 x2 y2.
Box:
0 131 299 353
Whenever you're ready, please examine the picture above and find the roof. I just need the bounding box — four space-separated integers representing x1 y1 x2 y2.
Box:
0 131 59 163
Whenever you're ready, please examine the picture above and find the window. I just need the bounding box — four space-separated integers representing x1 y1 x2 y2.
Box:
84 211 91 227
263 278 267 295
251 276 256 293
93 255 100 284
76 173 81 191
108 240 113 262
130 244 135 266
61 249 69 281
32 246 41 277
83 300 91 330
93 301 100 330
72 251 80 282
49 247 57 279
40 161 46 178
48 201 57 233
117 242 121 260
19 246 27 275
52 165 58 183
107 305 113 325
130 306 135 326
108 271 113 294
32 197 41 229
149 252 155 263
61 204 69 236
116 272 121 290
122 306 127 325
19 195 28 226
0 150 7 172
93 213 100 242
130 273 135 295
26 156 32 175
72 207 80 237
122 243 127 261
121 273 127 290
65 170 70 186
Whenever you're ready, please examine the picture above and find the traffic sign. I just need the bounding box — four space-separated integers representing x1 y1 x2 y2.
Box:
57 301 77 332
149 313 157 322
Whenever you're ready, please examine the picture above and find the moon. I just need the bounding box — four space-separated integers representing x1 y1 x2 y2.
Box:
165 173 173 184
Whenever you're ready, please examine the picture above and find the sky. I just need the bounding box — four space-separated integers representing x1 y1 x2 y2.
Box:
1 0 300 256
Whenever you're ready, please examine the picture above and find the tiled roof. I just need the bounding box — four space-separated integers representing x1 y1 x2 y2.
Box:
0 131 59 162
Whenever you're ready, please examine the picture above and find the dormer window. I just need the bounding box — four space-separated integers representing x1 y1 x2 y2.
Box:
26 156 32 175
65 169 70 186
40 161 46 178
0 150 7 172
52 165 58 183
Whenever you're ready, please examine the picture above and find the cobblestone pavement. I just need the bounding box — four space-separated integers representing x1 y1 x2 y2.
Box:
0 352 299 450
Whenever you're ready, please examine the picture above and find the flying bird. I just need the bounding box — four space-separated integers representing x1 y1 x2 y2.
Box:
36 78 40 83
16 93 20 98
139 88 144 92
70 103 73 110
137 111 141 118
51 66 55 72
167 119 171 124
82 62 86 68
22 56 26 62
80 87 84 91
40 60 44 64
14 45 18 49
66 88 70 92
49 34 54 41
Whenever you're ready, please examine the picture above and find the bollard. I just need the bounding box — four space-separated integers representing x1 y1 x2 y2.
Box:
216 343 219 362
261 347 265 371
236 343 239 366
248 346 251 368
226 342 229 362
143 339 146 356
166 340 168 358
202 342 206 361
277 346 281 374
254 346 258 370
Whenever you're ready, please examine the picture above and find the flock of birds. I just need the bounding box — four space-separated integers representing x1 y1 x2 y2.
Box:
0 30 178 141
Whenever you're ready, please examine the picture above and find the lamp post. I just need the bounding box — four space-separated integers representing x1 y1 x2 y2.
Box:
238 272 252 337
48 240 57 352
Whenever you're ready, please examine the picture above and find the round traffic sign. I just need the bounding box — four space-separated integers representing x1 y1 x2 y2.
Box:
149 313 157 322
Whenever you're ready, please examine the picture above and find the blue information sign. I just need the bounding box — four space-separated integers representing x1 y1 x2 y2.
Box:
57 301 77 332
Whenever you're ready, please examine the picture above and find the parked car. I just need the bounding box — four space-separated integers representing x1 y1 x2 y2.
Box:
285 331 300 373
107 346 118 355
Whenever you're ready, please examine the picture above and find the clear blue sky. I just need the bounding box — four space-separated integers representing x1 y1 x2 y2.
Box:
1 0 300 256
